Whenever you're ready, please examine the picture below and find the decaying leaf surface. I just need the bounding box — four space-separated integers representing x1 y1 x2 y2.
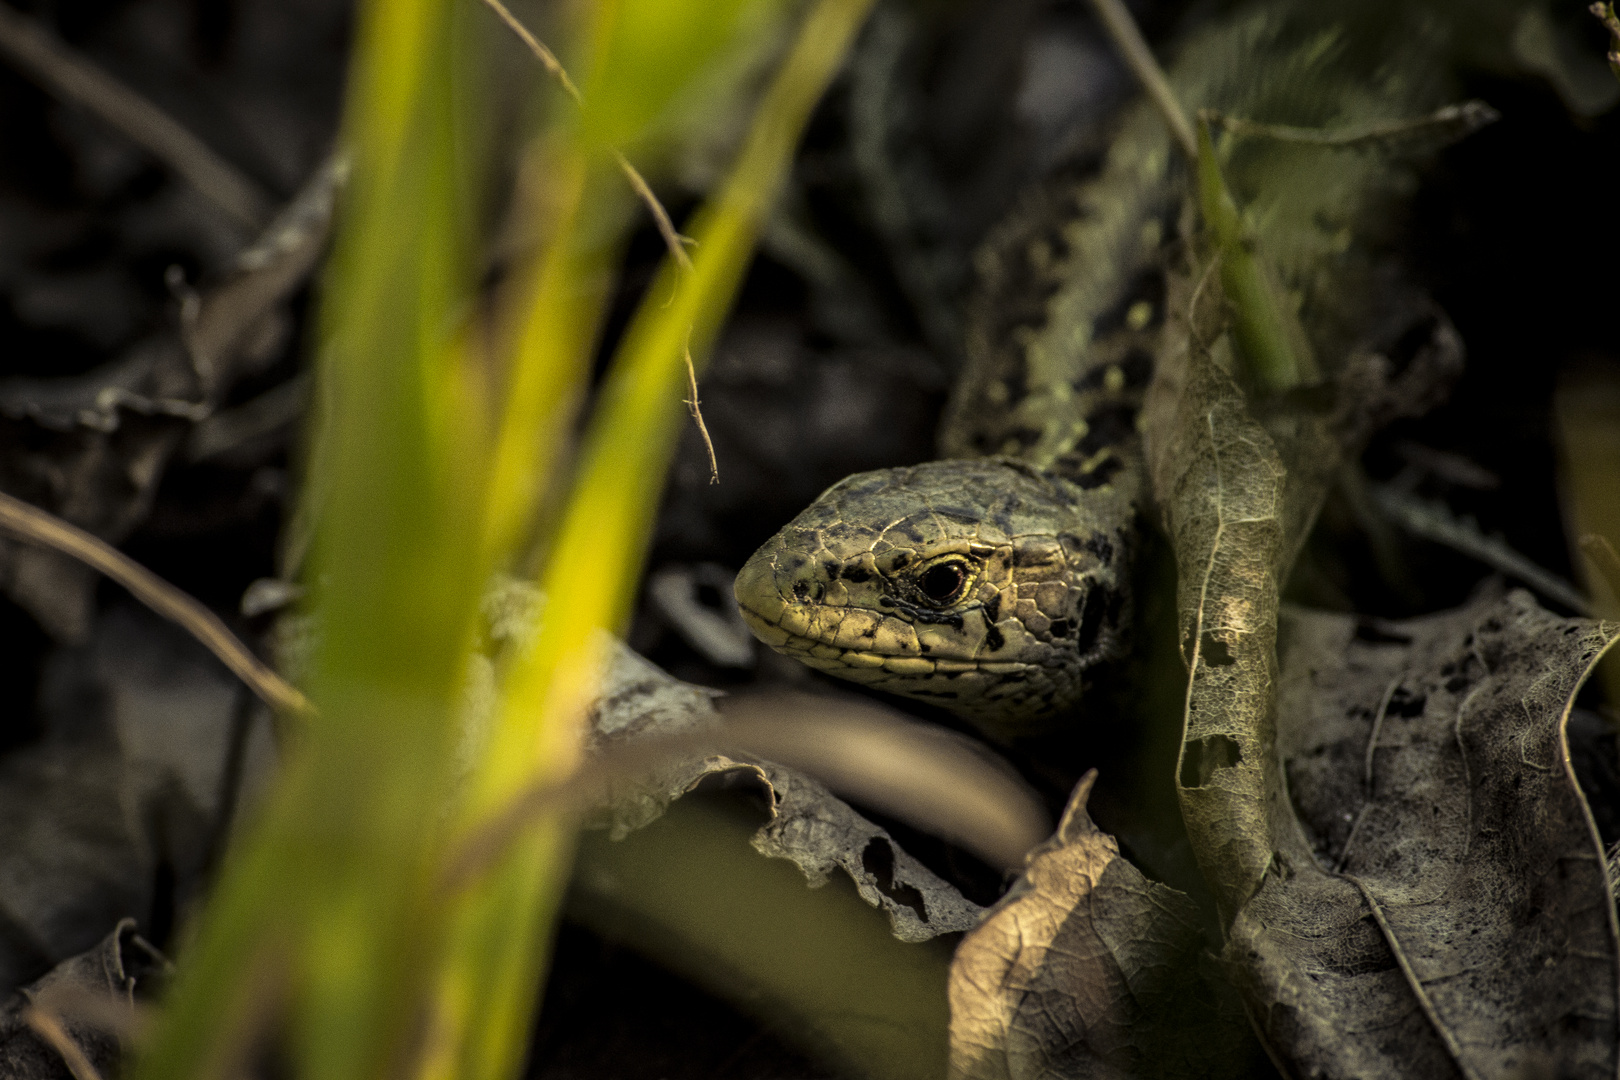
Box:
1145 288 1619 1074
473 576 984 941
1138 100 1592 1075
948 770 1249 1080
0 604 265 995
1226 591 1620 1079
0 154 340 641
0 918 168 1080
1146 308 1620 1075
1143 240 1463 923
1144 290 1346 921
584 642 984 941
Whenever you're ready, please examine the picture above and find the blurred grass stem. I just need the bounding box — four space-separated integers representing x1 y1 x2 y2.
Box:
1084 0 1195 159
133 0 493 1075
0 3 271 228
0 490 309 719
1195 116 1314 390
421 1 877 1078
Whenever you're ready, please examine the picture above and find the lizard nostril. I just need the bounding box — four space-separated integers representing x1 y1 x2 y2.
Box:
792 580 810 601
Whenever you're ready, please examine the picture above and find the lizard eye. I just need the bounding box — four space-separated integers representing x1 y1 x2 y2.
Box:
917 559 969 606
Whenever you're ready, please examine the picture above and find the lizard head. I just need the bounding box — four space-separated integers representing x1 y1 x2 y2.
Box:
733 458 1132 735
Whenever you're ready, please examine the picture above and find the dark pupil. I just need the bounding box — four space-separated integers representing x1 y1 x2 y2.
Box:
919 562 965 604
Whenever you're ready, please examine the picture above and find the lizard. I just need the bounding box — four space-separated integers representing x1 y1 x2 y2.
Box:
733 0 1491 738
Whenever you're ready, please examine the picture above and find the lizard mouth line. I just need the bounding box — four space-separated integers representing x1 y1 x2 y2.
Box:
736 600 1032 676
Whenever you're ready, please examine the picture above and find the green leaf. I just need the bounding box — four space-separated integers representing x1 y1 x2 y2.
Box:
1195 115 1314 392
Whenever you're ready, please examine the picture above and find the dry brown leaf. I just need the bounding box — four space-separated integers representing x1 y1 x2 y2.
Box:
0 920 154 1080
1145 273 1615 1075
0 155 341 640
583 642 987 942
466 578 988 941
1144 294 1620 1075
1137 52 1537 1074
948 771 1250 1080
1225 591 1620 1079
1144 294 1336 921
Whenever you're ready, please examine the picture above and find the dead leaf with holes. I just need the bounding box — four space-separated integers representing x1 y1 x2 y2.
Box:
1234 591 1620 1079
1141 254 1620 1075
465 576 986 942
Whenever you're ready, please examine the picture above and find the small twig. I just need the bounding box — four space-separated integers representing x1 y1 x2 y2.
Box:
0 490 310 718
475 0 697 272
615 151 695 273
683 333 719 484
1373 486 1590 615
187 152 348 395
1391 439 1500 491
22 1006 105 1080
188 372 310 463
1201 100 1499 153
1084 0 1196 160
480 0 580 102
475 0 712 473
31 982 153 1043
0 4 271 230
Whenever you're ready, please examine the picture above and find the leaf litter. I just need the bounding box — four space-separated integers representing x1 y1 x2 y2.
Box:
0 153 340 642
0 0 1615 1074
1134 104 1620 1080
0 603 268 996
1134 176 1620 1080
0 918 169 1080
1249 590 1620 1078
473 576 987 942
939 4 1620 1075
948 770 1250 1080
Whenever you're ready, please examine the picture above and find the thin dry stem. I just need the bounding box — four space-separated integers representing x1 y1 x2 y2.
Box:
187 152 347 394
684 335 719 484
0 4 270 229
477 0 696 271
1085 0 1196 160
480 0 581 101
32 983 152 1043
615 152 695 273
0 490 310 719
1201 100 1499 151
1374 486 1590 614
477 0 715 478
23 1007 106 1080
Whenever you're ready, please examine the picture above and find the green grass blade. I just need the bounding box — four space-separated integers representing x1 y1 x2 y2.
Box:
476 0 795 567
478 145 628 569
133 0 492 1076
424 2 877 1077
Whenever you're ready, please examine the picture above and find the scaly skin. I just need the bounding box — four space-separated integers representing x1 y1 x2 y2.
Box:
736 0 1467 736
734 458 1134 727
